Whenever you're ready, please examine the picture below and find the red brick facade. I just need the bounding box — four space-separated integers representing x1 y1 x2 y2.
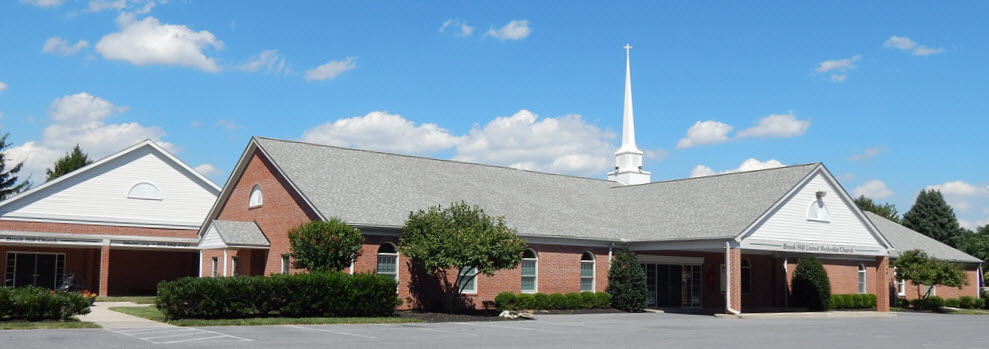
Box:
0 220 196 238
888 266 980 302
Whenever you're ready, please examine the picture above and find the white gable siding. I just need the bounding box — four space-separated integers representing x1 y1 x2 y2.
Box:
0 145 218 229
199 224 227 249
743 171 884 253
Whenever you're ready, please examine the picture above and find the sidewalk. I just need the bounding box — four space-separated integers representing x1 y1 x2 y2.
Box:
77 302 174 329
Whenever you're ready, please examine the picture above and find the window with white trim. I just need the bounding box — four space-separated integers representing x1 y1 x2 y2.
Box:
249 185 263 208
741 259 752 294
807 199 830 222
459 266 477 294
521 249 538 293
580 251 595 292
857 264 867 294
231 256 239 276
211 257 218 277
377 242 399 282
281 254 290 274
128 182 162 200
923 285 936 297
894 268 905 296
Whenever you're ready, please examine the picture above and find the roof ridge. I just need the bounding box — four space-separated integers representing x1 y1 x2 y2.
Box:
611 162 820 188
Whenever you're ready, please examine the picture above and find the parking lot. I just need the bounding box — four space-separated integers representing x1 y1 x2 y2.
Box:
2 311 985 348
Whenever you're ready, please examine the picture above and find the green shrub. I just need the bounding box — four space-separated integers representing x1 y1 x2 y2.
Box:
958 296 975 309
564 293 583 310
909 298 924 309
533 293 551 310
829 294 876 309
974 297 986 309
579 292 596 309
156 272 399 320
0 287 12 319
494 292 516 311
606 246 647 312
866 294 877 308
548 293 567 309
593 292 611 308
895 298 910 308
790 258 831 311
923 296 944 311
944 298 960 308
0 287 90 321
515 294 536 310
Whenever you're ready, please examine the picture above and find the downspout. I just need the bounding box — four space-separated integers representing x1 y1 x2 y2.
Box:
725 242 741 315
783 257 789 307
197 250 203 278
979 264 984 298
223 249 229 277
608 243 614 270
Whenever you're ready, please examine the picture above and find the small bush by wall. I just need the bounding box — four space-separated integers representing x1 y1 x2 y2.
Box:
828 294 877 310
156 272 399 320
958 296 975 309
515 294 536 310
895 298 910 308
974 297 986 309
922 296 944 311
494 292 515 311
533 293 551 309
0 287 91 321
944 298 960 307
493 292 611 311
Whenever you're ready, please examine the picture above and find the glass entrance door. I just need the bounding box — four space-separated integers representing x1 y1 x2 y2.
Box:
681 265 702 307
5 253 65 289
641 263 702 308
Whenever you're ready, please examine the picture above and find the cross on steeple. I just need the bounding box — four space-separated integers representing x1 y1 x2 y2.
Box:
624 44 632 52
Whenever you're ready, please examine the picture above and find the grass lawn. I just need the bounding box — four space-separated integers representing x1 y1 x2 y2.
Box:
95 296 157 304
109 306 422 327
891 307 989 315
0 319 101 330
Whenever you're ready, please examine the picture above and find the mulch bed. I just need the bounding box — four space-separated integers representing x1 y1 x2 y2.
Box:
537 308 624 315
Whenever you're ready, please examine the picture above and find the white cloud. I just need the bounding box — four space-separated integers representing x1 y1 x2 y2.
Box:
19 0 65 7
927 180 985 197
301 111 461 155
95 15 223 72
87 0 126 12
305 57 356 81
215 119 241 130
676 120 733 148
237 49 286 74
814 55 861 73
852 179 893 199
830 74 847 83
736 112 810 139
452 110 616 176
3 92 174 183
847 146 885 161
689 158 785 178
193 163 220 176
959 218 989 231
42 37 90 56
0 82 7 92
487 20 530 41
440 19 474 37
883 35 944 56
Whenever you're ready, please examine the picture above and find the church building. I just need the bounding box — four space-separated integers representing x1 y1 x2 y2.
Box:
196 46 982 313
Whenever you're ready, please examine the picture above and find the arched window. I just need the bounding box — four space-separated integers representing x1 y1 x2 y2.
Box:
377 242 398 281
128 182 162 200
249 185 263 208
521 249 538 293
580 251 595 292
807 199 830 222
858 264 867 294
741 259 752 294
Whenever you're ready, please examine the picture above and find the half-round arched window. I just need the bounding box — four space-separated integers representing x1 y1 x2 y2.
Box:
249 185 263 208
741 259 752 294
858 264 867 294
521 249 538 293
128 182 162 200
807 199 830 222
580 251 595 292
377 242 398 281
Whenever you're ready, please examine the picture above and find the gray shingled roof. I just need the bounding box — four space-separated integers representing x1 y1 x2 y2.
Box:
211 220 269 247
254 137 818 242
864 212 981 264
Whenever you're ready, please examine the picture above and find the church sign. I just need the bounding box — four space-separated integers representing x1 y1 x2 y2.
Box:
781 242 856 254
743 238 885 256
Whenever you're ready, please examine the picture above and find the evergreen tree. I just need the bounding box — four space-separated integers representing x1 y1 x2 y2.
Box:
0 133 30 200
901 189 964 248
606 246 648 312
790 258 831 311
45 145 92 182
854 195 900 223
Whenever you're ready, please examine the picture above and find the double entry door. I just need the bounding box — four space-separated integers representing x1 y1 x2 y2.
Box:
642 263 702 308
4 252 65 290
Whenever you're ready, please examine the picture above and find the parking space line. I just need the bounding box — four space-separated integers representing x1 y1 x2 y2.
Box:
157 335 231 344
106 327 252 344
131 328 199 337
284 325 377 339
141 331 213 340
456 322 565 334
374 323 479 336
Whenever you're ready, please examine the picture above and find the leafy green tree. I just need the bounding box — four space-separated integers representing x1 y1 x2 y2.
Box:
790 258 831 311
854 195 900 223
894 249 968 299
0 133 30 200
400 202 526 312
45 145 92 182
606 246 647 312
901 189 964 248
287 218 364 273
958 225 989 263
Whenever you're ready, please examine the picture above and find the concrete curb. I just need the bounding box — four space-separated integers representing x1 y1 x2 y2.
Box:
714 311 897 319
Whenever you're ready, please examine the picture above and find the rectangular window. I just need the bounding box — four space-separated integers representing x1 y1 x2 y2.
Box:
281 255 290 274
231 256 239 276
894 269 905 296
459 266 477 294
580 261 595 292
211 257 218 277
521 259 537 293
923 285 936 297
377 255 398 281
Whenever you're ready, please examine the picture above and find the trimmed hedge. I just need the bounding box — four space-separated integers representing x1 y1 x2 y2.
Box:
828 294 877 309
958 296 975 309
922 296 944 311
493 292 611 311
974 297 986 309
156 272 399 320
944 298 960 308
895 298 910 308
0 287 91 321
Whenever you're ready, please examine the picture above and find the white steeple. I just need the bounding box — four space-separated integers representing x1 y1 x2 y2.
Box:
607 44 651 185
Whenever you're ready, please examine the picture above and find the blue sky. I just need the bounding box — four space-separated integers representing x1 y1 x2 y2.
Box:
1 1 987 229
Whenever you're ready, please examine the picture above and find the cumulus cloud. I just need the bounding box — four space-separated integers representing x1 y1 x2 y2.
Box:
440 19 474 37
830 74 847 83
0 82 7 92
883 35 944 56
689 158 785 178
927 180 985 197
847 146 885 161
215 119 241 130
237 49 287 74
925 180 989 218
194 163 220 177
814 55 861 73
95 15 223 72
676 121 733 148
487 20 530 41
301 111 461 155
736 112 810 139
305 57 356 81
19 0 65 7
42 37 89 56
852 179 893 199
3 92 175 182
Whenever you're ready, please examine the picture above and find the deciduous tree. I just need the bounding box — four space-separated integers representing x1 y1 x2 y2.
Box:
854 195 900 223
287 218 364 273
893 249 968 299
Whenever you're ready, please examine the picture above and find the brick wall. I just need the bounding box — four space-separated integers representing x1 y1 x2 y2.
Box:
888 266 981 301
0 220 196 238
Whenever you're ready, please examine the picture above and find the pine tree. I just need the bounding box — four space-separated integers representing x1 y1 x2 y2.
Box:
854 195 900 223
0 133 30 200
606 245 647 312
902 189 964 248
45 145 92 182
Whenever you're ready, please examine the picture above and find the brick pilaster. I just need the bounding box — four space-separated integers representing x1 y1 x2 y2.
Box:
99 244 110 296
875 256 890 312
726 247 742 314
